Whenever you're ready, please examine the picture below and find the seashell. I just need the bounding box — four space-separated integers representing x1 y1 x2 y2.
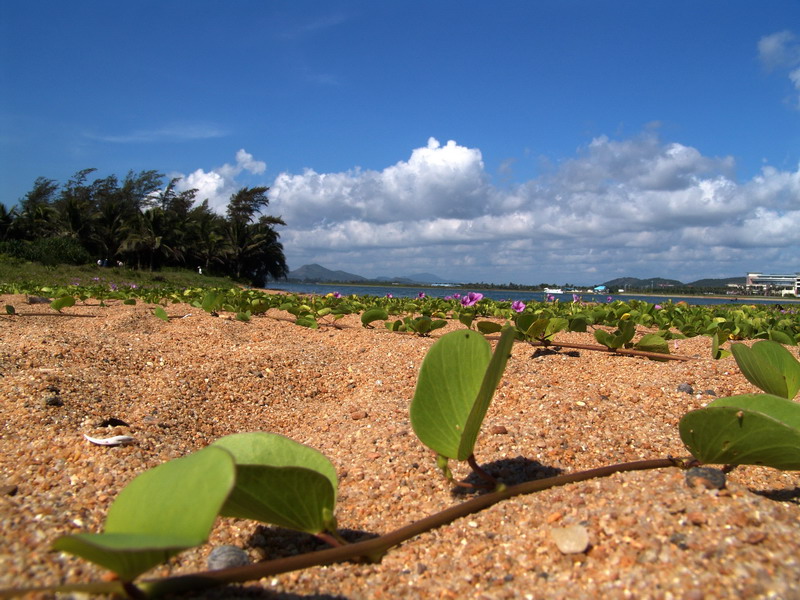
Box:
83 434 136 446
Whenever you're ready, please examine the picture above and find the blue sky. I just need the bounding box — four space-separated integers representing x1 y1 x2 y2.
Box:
2 1 799 285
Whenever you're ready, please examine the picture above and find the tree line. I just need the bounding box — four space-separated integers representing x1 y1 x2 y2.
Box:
0 169 288 286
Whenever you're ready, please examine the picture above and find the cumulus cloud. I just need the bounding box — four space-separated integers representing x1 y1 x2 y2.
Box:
268 134 800 283
758 30 800 107
174 149 266 213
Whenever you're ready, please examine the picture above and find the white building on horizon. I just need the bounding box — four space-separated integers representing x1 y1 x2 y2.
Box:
745 272 800 296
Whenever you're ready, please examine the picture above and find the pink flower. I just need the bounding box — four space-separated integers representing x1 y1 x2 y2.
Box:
511 300 526 312
417 292 426 299
460 292 484 307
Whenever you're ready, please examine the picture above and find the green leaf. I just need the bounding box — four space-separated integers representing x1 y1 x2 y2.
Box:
411 329 491 459
52 446 235 581
50 295 75 312
679 394 800 470
361 307 389 328
153 306 169 322
731 341 800 399
295 316 319 328
5 304 15 315
769 329 796 346
410 327 514 461
711 331 731 360
123 298 137 306
235 311 251 322
568 316 588 332
201 291 223 313
476 321 503 335
634 333 670 356
212 432 338 534
544 317 568 340
593 328 616 349
458 327 516 460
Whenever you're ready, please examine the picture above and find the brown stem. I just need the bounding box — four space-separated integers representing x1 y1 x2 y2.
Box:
137 457 682 597
528 340 692 361
0 457 688 599
467 453 498 486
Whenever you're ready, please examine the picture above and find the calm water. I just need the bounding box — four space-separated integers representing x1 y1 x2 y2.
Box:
265 281 798 307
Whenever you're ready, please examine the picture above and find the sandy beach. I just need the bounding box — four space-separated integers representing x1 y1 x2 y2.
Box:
1 294 798 599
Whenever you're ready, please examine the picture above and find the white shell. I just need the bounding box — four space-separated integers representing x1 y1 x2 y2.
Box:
83 434 136 446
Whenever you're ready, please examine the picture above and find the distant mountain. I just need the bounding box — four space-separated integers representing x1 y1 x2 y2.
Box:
375 272 454 284
287 264 366 282
287 264 453 284
602 276 746 290
602 277 683 289
687 277 746 288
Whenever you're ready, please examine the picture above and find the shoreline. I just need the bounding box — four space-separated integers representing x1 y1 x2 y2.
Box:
268 281 800 304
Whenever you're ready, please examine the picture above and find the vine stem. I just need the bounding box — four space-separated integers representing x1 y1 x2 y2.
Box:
0 457 686 599
527 340 693 361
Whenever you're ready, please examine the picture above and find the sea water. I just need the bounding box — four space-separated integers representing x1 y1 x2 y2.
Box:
264 282 797 307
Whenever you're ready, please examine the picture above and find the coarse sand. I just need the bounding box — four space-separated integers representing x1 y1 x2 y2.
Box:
1 294 798 599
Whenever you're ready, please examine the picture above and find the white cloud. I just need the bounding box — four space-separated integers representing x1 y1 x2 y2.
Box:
758 31 800 70
267 134 800 284
86 123 227 143
758 30 800 107
174 149 267 213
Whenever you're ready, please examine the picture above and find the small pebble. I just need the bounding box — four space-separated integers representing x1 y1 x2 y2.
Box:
207 545 250 570
350 410 368 420
44 395 63 407
490 425 508 435
676 383 694 394
550 524 590 554
0 484 18 496
685 466 726 490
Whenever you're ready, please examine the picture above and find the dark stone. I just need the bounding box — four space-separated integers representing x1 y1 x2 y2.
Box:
44 395 64 407
677 383 694 394
685 466 726 490
98 418 129 428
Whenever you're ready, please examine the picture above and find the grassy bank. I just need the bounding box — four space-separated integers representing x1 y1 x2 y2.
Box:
0 257 237 289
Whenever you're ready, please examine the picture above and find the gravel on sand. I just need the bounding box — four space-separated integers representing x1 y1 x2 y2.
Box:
1 295 798 599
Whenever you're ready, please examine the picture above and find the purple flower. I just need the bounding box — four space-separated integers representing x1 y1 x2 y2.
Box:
572 294 582 303
511 300 526 312
386 293 393 298
460 292 484 307
444 295 452 301
606 296 613 303
417 292 426 299
109 283 118 291
333 291 342 299
654 304 663 310
453 293 461 299
546 294 555 302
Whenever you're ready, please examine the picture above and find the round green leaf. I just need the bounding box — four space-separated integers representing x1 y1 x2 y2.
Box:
50 295 75 312
634 333 670 356
731 341 800 399
411 330 491 459
52 446 236 581
361 307 389 328
410 327 515 461
212 432 338 534
679 394 800 470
